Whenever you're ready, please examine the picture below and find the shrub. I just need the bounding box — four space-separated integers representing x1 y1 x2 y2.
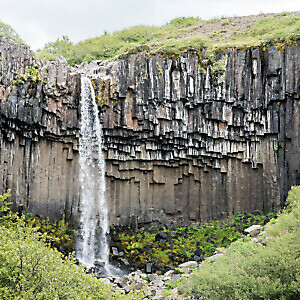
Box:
179 186 300 299
0 191 121 299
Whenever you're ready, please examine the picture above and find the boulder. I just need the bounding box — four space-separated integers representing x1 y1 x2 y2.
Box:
244 225 262 237
111 246 119 256
177 260 198 271
148 273 159 282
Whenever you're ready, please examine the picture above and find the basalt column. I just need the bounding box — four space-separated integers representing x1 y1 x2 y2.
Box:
0 37 299 225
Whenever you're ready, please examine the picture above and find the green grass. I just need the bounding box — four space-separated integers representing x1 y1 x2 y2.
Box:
177 185 300 299
36 13 300 65
36 17 202 65
210 15 300 49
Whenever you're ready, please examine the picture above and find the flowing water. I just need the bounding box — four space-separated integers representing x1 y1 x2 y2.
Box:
77 77 120 276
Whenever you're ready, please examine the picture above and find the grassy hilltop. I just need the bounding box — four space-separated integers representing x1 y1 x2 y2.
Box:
35 11 300 65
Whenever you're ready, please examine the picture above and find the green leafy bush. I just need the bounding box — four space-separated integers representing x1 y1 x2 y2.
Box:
178 186 300 299
0 191 120 299
23 213 75 252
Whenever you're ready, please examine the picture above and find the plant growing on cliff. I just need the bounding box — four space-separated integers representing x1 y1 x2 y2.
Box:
12 66 46 86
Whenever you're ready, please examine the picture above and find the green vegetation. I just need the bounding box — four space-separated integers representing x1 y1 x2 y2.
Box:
13 66 46 86
0 21 24 44
0 191 118 299
36 17 201 65
178 185 300 299
113 212 276 272
23 213 75 254
215 14 300 49
36 13 300 66
0 191 149 299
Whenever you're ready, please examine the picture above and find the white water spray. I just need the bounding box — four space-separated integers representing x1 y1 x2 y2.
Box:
77 77 110 271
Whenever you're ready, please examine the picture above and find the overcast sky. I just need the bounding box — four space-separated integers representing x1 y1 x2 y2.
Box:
0 0 299 50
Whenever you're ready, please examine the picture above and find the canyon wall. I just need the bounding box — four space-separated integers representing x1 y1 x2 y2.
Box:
0 36 299 224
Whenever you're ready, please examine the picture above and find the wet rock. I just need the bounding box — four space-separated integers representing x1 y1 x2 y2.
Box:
111 247 119 256
152 278 164 288
206 253 224 261
123 285 131 294
120 258 130 266
164 270 175 277
145 262 152 273
192 255 199 262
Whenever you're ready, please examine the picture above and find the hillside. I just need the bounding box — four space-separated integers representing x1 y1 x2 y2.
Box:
36 11 300 65
0 21 24 44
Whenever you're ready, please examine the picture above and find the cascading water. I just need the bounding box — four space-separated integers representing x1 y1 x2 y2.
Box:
77 77 117 275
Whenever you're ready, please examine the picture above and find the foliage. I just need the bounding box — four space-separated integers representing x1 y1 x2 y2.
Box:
36 14 300 66
0 192 114 299
23 213 74 253
0 191 149 299
178 185 300 299
12 66 46 86
166 17 201 28
0 226 116 299
113 211 275 272
246 15 300 43
0 21 24 44
0 190 73 253
155 35 207 56
36 17 205 64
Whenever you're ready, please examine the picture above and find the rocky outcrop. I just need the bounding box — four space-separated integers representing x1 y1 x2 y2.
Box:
0 36 299 224
0 37 80 219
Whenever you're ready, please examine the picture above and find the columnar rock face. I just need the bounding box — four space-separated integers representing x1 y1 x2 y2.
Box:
0 36 299 224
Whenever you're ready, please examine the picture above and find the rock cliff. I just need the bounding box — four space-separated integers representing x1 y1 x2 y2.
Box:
0 36 299 224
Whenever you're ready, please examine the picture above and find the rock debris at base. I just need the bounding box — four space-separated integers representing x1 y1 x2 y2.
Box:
101 223 270 298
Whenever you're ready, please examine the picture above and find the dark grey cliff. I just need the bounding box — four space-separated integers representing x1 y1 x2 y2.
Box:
0 36 299 224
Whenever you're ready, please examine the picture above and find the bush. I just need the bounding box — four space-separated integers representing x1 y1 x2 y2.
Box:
179 186 300 299
0 191 121 299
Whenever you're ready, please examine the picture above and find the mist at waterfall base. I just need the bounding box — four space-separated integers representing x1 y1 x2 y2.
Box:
76 77 125 277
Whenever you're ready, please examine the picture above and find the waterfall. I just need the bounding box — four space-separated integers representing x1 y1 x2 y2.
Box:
77 77 110 271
